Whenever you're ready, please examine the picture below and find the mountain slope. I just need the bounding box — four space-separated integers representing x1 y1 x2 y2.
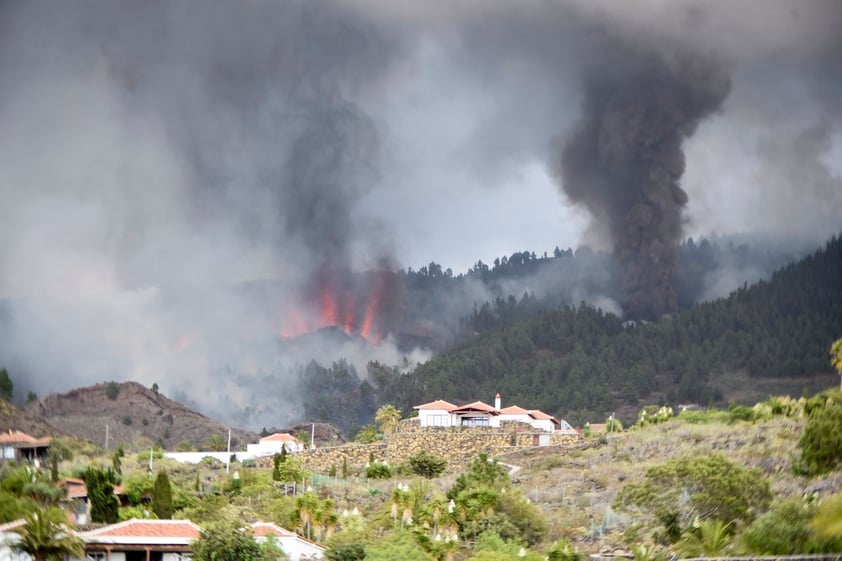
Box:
25 381 258 449
376 235 842 425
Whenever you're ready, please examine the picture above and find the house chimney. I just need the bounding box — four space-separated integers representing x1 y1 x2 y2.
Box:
495 393 501 411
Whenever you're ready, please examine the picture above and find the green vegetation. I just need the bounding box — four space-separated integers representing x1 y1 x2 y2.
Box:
191 519 278 561
797 388 842 475
0 368 13 401
105 381 120 400
408 450 448 478
12 505 84 561
364 460 391 479
302 237 842 429
374 404 401 435
84 466 120 523
152 469 174 519
2 384 842 559
615 454 771 543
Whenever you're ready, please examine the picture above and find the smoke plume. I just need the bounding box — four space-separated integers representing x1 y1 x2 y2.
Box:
552 50 731 319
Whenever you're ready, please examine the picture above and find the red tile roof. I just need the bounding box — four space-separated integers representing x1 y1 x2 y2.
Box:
78 519 201 540
527 410 557 421
260 433 297 442
451 401 499 414
0 430 51 446
499 405 531 415
413 399 457 411
251 522 296 538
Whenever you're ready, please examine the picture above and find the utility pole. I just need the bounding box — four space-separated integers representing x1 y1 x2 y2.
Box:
105 423 110 451
310 423 315 450
225 428 232 474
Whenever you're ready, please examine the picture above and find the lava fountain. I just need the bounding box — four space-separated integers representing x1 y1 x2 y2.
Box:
280 262 403 344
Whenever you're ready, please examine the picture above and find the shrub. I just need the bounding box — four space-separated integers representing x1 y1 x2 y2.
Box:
105 382 120 400
122 416 132 426
408 450 447 478
798 401 842 475
365 461 392 479
728 401 756 423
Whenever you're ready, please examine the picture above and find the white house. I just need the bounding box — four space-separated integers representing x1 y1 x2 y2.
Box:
450 401 500 428
166 432 303 465
246 433 303 456
414 393 571 433
252 522 325 560
413 399 458 427
74 519 200 561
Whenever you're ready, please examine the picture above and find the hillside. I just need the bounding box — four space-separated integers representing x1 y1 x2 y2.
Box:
24 381 258 450
307 235 842 430
385 236 842 425
0 397 67 438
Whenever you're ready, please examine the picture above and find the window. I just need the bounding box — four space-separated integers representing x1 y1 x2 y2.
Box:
461 417 489 427
86 552 106 561
425 415 451 427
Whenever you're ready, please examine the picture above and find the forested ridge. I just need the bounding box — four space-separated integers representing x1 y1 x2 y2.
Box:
373 235 842 425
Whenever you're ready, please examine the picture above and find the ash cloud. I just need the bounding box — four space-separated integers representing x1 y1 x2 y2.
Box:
552 52 731 320
0 0 840 429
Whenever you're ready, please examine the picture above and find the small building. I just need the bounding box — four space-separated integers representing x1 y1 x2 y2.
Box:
412 399 458 427
450 401 500 428
0 431 51 465
413 394 571 433
251 522 325 560
74 519 200 561
246 433 303 457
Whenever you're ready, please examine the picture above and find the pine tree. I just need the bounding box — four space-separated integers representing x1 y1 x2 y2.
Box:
152 469 174 519
0 368 13 401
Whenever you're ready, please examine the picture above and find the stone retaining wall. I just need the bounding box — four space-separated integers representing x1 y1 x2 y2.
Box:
292 423 582 474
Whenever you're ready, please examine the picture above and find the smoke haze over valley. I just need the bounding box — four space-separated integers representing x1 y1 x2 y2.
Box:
1 1 840 430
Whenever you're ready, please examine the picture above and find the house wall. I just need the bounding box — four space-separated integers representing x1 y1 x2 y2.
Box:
417 409 454 427
0 532 31 561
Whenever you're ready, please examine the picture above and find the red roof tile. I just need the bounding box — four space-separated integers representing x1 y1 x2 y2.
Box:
0 430 50 446
527 410 557 421
251 522 296 538
78 519 201 539
413 399 457 411
451 401 499 414
260 433 297 442
499 405 531 415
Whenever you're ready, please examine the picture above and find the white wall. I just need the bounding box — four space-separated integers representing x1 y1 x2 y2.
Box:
417 410 454 427
0 532 31 561
163 451 240 464
258 536 324 560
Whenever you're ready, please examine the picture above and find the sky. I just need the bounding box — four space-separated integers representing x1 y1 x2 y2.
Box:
0 0 840 423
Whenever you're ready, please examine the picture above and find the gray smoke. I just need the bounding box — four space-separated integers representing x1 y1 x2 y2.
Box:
552 50 731 319
0 0 840 429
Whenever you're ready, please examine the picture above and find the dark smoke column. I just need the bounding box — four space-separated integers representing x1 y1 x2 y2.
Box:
552 52 730 320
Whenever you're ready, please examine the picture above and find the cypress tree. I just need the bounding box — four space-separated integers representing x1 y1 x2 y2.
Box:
85 467 119 524
152 469 174 519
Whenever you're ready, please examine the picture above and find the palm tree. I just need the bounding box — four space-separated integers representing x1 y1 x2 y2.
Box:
296 492 319 540
13 506 84 561
675 519 733 557
831 338 842 389
374 405 401 435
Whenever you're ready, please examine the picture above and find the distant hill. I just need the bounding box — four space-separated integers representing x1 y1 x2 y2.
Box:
0 397 67 438
24 381 258 450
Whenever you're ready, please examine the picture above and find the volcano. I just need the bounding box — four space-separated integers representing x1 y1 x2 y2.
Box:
279 263 404 345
